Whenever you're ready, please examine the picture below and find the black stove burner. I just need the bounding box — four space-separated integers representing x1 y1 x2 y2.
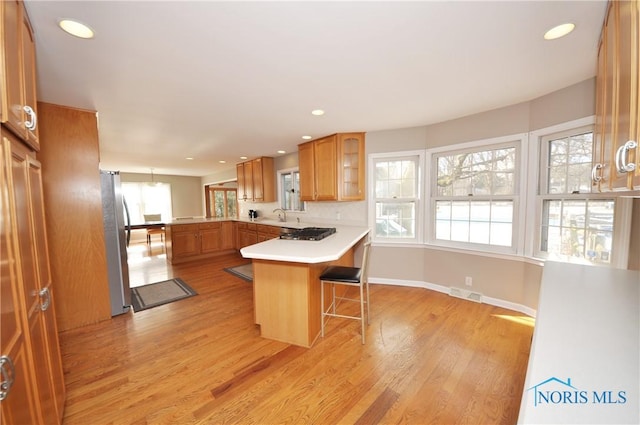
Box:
279 227 336 241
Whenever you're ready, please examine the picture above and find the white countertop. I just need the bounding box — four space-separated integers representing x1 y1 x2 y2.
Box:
240 224 370 264
518 261 639 424
165 216 313 229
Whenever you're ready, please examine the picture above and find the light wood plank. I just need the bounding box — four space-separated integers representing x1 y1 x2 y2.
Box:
60 245 534 424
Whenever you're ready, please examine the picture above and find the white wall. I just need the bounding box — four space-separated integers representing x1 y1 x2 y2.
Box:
120 172 203 219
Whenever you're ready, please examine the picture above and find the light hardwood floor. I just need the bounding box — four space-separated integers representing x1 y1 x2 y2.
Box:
59 242 534 424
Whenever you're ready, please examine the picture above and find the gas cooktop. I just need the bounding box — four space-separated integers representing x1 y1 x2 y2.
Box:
279 227 336 241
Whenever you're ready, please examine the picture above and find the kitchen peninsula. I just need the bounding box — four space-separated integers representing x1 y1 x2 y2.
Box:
241 224 369 347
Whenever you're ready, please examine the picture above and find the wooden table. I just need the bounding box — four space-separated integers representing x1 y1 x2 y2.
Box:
129 222 165 230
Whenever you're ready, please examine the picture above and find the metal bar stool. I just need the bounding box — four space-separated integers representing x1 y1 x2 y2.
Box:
320 241 371 344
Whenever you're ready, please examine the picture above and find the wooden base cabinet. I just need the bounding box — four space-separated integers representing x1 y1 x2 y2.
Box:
1 128 65 424
166 221 236 264
236 222 258 249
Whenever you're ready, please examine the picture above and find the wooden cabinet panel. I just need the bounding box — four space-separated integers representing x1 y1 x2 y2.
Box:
37 102 111 331
1 0 23 135
26 153 64 420
221 221 235 250
298 133 365 201
2 129 64 424
200 224 222 254
1 0 39 151
298 141 315 201
237 222 258 249
236 162 253 202
20 5 38 150
0 132 40 425
171 229 199 258
314 135 338 201
596 0 640 192
593 30 607 191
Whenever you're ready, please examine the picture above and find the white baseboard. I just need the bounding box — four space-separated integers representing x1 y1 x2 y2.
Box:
370 277 537 318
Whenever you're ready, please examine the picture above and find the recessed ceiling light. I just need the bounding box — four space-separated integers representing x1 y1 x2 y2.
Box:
277 150 286 154
544 23 575 40
311 109 325 116
185 157 193 160
58 19 95 39
302 135 312 140
219 160 226 164
240 156 248 160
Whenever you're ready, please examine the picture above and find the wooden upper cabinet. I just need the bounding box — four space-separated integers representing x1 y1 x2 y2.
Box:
236 162 252 201
593 28 607 191
314 135 338 201
1 0 39 151
298 140 316 201
595 0 640 192
298 132 365 202
236 157 275 202
337 133 365 200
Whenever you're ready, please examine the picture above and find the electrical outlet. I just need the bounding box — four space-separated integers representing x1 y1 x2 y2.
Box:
465 276 473 286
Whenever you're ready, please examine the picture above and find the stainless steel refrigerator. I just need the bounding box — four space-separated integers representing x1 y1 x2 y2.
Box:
100 170 132 316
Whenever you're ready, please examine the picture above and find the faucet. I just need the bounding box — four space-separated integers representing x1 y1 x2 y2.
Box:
273 208 287 222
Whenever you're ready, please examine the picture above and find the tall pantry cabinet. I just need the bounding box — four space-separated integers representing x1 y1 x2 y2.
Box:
1 1 66 423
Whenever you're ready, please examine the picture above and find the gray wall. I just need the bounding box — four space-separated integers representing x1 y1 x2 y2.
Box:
366 78 597 313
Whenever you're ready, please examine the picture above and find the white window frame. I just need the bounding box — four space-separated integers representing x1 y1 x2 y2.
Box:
426 133 528 255
277 167 305 212
368 150 425 244
529 117 630 267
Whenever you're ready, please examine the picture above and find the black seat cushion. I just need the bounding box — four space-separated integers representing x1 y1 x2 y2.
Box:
320 266 362 283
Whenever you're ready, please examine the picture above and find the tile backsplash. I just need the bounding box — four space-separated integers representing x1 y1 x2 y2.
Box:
238 200 367 227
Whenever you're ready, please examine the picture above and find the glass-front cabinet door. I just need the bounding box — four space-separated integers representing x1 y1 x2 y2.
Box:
338 132 365 201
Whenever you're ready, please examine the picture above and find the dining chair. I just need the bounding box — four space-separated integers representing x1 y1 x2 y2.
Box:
320 241 371 344
143 214 164 245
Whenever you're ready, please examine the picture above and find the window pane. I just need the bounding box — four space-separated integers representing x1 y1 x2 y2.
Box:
490 222 512 246
436 146 516 198
226 191 237 217
280 171 303 211
540 199 614 264
546 132 593 195
548 166 567 194
375 201 415 238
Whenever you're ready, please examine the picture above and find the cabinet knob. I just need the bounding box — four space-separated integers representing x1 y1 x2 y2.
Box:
591 163 604 183
38 287 51 311
23 105 37 131
0 355 16 401
615 140 637 173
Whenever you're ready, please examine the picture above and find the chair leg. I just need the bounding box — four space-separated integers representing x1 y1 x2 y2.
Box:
331 283 336 314
366 280 371 325
360 283 365 344
320 280 325 338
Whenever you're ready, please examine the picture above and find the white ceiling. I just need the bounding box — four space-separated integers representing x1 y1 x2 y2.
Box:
25 0 607 177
